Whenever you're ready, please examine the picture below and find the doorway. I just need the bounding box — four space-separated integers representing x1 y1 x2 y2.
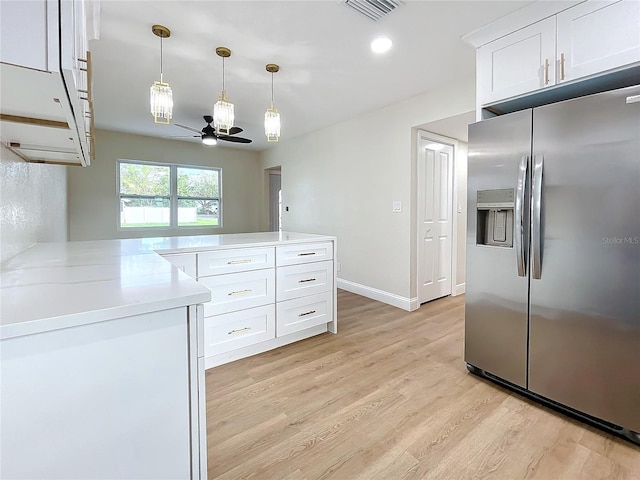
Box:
417 131 456 304
267 168 281 232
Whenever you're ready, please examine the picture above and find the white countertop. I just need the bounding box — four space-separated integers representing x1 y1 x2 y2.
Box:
0 231 335 339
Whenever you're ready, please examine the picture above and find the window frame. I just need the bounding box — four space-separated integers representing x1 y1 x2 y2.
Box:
116 159 222 231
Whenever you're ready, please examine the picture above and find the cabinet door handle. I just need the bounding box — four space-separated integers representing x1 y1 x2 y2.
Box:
227 259 251 265
299 278 316 283
544 58 550 85
298 252 316 256
228 289 252 296
298 310 316 317
228 327 251 335
560 52 565 81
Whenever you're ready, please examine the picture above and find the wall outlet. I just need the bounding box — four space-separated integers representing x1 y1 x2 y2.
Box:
392 201 402 213
337 261 342 273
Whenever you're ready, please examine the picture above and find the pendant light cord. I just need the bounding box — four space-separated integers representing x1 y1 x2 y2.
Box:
160 35 164 83
222 56 226 94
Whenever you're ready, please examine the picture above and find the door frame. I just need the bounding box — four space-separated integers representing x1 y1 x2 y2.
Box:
415 130 460 305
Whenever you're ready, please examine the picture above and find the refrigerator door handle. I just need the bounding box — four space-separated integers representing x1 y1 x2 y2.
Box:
515 155 528 277
532 154 544 279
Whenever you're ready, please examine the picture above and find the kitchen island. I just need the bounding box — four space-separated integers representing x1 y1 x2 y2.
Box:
0 231 337 479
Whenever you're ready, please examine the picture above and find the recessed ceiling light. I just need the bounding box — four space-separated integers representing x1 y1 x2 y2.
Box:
371 37 392 54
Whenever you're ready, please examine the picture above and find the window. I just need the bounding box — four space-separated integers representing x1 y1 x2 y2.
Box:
118 160 221 229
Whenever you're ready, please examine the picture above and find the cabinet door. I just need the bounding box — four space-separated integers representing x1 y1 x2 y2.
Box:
0 0 56 71
478 16 556 105
556 0 640 83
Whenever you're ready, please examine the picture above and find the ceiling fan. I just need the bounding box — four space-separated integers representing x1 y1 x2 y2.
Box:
173 115 252 145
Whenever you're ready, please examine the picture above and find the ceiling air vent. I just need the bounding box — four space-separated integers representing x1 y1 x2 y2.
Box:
342 0 402 21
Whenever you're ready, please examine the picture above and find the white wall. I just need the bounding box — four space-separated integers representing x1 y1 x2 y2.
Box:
68 129 263 240
0 146 68 263
259 78 475 307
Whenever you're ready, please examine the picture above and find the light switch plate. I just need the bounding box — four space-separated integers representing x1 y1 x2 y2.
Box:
392 201 402 213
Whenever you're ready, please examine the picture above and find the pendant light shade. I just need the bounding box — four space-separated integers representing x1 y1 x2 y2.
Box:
150 25 173 124
213 47 234 134
264 64 280 142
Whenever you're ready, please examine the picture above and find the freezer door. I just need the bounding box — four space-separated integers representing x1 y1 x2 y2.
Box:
465 109 532 388
529 85 640 432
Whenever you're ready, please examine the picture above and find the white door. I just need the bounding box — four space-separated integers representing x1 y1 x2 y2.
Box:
417 132 454 304
268 171 281 231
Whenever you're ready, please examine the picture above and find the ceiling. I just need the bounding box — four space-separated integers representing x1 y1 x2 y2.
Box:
91 1 531 151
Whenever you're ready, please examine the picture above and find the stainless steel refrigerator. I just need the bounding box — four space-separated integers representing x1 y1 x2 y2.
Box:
465 84 640 443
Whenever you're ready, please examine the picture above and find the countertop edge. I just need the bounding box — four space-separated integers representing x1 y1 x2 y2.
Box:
1 232 336 339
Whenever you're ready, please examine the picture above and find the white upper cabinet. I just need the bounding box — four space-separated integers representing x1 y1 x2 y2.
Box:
0 0 94 166
556 0 640 83
478 17 556 105
471 0 640 109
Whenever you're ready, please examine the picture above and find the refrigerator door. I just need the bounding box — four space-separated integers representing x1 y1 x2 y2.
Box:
529 85 640 432
465 109 532 388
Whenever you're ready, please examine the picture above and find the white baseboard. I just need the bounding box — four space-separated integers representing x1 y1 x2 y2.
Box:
337 278 417 311
454 283 466 296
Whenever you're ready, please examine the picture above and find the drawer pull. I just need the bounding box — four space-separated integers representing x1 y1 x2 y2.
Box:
228 327 252 335
228 289 252 296
227 259 252 265
299 278 316 283
298 252 316 256
298 310 316 317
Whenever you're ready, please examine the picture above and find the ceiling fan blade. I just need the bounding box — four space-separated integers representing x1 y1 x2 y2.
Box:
175 123 203 134
217 135 252 144
216 126 243 136
163 134 200 138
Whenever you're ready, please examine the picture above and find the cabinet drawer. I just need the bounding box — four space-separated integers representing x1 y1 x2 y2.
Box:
276 242 333 266
204 305 275 356
197 247 275 277
161 253 197 279
199 269 275 316
276 261 333 301
276 292 333 337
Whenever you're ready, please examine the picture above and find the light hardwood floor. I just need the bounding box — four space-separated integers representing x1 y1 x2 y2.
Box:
206 290 640 479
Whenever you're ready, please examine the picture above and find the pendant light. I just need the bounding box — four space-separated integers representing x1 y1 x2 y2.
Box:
213 47 234 135
150 25 173 124
264 63 281 142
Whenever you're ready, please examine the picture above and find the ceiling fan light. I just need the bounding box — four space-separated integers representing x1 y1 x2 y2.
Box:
150 81 173 124
264 107 280 142
213 94 234 134
202 134 217 146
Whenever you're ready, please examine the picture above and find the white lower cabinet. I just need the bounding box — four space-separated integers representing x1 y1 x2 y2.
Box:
1 307 198 479
163 238 336 367
204 304 275 355
277 292 333 337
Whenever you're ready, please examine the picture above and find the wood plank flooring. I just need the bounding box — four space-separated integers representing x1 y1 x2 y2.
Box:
206 290 640 479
